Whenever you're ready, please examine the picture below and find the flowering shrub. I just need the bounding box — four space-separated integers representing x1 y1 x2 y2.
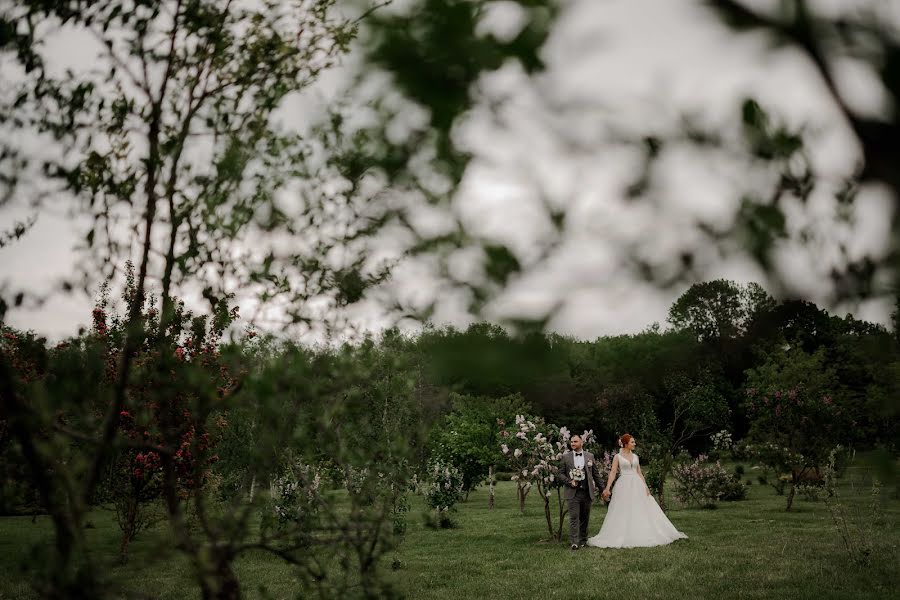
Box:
421 461 465 528
88 266 234 562
422 462 465 511
672 454 748 508
270 462 323 529
709 429 734 459
343 466 372 497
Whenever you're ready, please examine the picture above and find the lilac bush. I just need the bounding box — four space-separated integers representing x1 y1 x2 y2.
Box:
672 454 747 508
421 461 465 528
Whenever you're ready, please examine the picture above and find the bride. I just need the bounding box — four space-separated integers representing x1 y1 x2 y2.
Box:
587 433 687 548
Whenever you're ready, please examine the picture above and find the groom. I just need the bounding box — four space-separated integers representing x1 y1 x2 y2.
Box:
557 434 604 550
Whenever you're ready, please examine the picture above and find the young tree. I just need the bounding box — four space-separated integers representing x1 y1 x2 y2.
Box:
744 346 853 510
0 1 396 597
428 392 529 504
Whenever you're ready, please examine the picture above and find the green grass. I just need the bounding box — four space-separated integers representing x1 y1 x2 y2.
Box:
1 463 898 600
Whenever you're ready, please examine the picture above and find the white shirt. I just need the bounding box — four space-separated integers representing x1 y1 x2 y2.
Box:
573 451 585 469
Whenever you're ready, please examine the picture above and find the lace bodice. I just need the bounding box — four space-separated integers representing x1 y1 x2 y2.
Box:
617 452 639 475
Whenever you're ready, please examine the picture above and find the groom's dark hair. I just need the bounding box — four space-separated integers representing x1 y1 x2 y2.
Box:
570 435 581 442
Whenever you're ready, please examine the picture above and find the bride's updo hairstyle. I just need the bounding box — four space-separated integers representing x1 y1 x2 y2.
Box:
618 433 633 448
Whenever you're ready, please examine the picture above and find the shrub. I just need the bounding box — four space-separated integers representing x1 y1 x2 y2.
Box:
672 454 748 507
421 461 465 528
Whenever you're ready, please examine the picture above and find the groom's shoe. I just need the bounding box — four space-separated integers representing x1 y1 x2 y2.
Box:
570 544 578 551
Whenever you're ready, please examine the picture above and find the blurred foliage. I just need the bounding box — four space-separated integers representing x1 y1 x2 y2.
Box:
349 0 900 321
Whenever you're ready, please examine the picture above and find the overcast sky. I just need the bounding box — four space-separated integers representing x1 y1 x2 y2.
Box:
1 0 897 341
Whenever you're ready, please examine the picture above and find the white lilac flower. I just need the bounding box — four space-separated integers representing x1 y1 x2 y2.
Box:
514 448 522 458
501 444 509 454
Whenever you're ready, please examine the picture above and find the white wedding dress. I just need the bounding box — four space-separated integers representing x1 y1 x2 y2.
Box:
587 452 687 548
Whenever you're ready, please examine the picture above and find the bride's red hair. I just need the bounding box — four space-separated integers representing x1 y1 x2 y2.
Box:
619 433 633 448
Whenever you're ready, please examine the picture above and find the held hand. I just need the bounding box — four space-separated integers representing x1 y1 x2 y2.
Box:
602 489 611 500
570 481 578 488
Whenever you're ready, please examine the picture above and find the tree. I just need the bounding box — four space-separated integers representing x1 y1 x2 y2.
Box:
744 346 852 510
646 373 731 511
0 1 397 597
668 280 752 342
428 392 529 504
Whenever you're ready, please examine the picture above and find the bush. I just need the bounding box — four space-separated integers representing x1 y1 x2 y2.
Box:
720 475 749 501
420 461 464 529
709 429 734 460
796 482 828 502
672 454 748 507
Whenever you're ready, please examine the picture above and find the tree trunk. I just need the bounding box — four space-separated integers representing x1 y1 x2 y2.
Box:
542 490 554 540
555 488 567 542
786 469 801 511
488 466 495 510
119 497 138 564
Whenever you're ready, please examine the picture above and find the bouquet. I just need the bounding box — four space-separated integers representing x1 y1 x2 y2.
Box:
569 467 585 482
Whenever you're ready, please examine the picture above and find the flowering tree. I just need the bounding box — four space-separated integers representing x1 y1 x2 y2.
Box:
500 415 613 542
745 347 852 510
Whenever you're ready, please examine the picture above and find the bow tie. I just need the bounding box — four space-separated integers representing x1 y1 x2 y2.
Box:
575 453 583 457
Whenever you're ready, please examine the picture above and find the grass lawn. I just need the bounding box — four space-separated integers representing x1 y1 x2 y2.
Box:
1 461 897 599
